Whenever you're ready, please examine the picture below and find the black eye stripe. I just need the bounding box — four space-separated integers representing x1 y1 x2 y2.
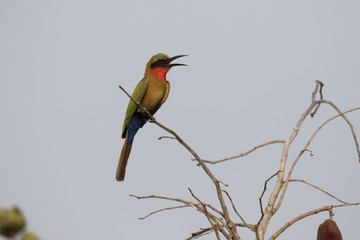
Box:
150 59 166 68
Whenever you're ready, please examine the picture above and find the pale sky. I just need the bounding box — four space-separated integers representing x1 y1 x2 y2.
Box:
1 1 360 239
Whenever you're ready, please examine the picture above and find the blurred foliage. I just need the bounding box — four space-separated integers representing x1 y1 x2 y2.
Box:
0 206 40 240
0 207 25 237
22 232 40 240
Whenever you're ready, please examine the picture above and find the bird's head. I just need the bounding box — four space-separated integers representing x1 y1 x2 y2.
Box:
146 53 187 80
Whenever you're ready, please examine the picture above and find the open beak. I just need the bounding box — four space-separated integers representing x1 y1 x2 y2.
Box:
164 55 188 68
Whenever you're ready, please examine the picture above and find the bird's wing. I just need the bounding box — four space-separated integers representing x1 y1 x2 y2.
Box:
162 81 171 104
121 77 149 138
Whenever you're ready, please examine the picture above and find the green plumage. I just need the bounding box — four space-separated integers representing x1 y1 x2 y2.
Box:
121 77 149 138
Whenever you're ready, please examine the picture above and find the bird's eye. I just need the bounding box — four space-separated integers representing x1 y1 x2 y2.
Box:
151 59 165 68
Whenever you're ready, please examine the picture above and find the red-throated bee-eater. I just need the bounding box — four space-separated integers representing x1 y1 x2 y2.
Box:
116 53 187 181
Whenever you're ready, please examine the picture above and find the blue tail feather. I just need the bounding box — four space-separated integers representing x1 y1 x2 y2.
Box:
126 109 147 145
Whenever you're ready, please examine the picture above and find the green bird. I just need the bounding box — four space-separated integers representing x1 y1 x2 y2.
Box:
116 53 187 181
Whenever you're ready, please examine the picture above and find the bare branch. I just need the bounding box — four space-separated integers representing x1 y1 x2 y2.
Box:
219 180 229 187
275 106 360 213
194 140 285 165
187 227 215 240
310 80 324 117
257 81 324 239
328 208 334 220
138 205 188 220
130 194 191 203
318 99 360 161
157 136 177 140
303 149 314 156
270 202 360 240
130 193 229 238
258 171 279 224
130 194 198 208
130 194 222 216
152 122 241 239
189 188 221 240
187 226 231 240
289 179 349 204
222 190 255 232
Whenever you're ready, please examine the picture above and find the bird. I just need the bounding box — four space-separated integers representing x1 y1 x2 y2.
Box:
116 53 187 181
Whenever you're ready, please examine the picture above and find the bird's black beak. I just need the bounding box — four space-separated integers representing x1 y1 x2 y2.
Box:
164 55 188 68
150 55 188 69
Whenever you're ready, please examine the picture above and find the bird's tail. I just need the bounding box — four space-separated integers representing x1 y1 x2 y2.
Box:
116 132 133 181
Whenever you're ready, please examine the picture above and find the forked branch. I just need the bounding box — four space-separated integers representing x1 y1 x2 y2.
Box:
275 106 360 213
256 81 325 239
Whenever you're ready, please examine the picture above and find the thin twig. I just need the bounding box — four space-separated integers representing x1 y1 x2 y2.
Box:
329 208 334 220
188 225 232 240
187 227 213 240
158 136 177 140
189 188 221 240
270 202 360 240
130 193 228 237
138 205 188 220
310 80 324 117
318 99 360 161
195 140 285 165
130 194 223 216
218 180 229 187
258 171 279 223
303 149 314 156
187 227 215 240
289 179 349 204
222 190 254 231
130 194 202 213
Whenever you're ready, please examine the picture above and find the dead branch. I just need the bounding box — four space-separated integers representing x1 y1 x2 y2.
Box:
318 99 360 161
222 190 254 231
258 171 279 224
194 140 285 165
130 194 198 208
187 227 213 240
270 202 360 240
310 80 324 117
158 136 177 140
138 205 188 220
289 179 349 204
129 194 223 218
189 188 221 240
188 225 231 240
256 81 324 239
150 121 241 239
274 106 360 213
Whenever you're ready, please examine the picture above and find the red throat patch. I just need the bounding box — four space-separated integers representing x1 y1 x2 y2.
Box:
152 67 169 81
